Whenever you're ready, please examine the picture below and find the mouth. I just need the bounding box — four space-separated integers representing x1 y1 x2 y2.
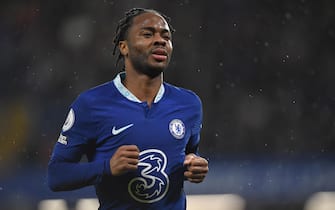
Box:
151 48 168 61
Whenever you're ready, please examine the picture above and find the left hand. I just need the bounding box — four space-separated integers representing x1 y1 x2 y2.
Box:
183 153 209 183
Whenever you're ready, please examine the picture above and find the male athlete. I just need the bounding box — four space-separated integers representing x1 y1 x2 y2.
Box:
48 8 209 209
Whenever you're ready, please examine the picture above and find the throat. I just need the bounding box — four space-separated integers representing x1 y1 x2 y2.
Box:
122 76 161 106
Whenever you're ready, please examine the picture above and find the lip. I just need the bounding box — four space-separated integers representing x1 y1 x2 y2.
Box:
151 48 168 61
151 48 168 56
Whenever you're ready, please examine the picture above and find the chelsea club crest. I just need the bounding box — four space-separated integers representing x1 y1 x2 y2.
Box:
169 119 185 139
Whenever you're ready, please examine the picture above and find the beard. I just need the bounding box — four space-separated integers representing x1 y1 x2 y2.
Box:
128 50 170 78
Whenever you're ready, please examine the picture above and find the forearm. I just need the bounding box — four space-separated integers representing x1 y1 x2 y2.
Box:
47 159 111 191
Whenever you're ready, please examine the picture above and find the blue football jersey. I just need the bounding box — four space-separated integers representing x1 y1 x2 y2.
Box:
48 72 203 210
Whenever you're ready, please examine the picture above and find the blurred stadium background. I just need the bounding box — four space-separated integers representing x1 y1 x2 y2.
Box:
1 0 335 209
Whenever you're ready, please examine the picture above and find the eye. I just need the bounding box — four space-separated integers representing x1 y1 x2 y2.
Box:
163 34 171 40
142 31 153 38
162 32 171 40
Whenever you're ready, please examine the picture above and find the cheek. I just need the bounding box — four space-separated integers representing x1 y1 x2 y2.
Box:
128 45 149 62
130 41 149 54
167 42 173 54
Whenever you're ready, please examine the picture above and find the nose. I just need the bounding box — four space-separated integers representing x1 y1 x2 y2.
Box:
153 34 166 46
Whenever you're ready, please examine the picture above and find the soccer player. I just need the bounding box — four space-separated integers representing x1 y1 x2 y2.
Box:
48 8 209 210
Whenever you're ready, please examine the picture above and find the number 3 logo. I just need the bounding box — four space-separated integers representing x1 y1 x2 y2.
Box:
128 149 169 203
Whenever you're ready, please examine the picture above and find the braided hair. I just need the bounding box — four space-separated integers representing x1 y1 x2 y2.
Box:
112 8 175 68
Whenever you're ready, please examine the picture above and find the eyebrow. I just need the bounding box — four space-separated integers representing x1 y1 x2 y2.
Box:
140 26 171 34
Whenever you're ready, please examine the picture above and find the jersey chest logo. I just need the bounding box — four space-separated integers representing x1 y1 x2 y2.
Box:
169 119 185 139
111 124 134 135
128 149 169 203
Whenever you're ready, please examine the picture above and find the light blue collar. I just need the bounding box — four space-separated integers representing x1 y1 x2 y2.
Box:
113 72 165 103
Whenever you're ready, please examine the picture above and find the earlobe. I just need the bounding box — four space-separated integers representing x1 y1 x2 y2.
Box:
119 41 128 56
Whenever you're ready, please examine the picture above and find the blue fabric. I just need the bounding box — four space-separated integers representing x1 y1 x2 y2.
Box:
48 73 203 210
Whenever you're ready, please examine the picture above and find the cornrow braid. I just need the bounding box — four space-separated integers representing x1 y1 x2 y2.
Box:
112 8 175 68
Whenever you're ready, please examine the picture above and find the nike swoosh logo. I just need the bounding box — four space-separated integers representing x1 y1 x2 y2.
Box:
112 124 134 135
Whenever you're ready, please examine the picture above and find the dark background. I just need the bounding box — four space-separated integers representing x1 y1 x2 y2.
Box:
1 0 335 209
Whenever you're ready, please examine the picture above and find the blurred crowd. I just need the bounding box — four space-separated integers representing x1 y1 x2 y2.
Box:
1 0 335 175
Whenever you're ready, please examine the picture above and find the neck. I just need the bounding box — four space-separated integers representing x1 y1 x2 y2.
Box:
122 70 163 106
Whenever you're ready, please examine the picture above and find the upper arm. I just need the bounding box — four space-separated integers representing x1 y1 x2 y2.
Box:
186 95 203 155
50 94 97 163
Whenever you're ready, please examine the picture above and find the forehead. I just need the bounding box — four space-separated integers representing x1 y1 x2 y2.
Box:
130 12 171 32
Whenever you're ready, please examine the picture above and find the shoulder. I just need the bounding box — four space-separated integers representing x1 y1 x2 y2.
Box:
73 81 115 107
163 82 202 106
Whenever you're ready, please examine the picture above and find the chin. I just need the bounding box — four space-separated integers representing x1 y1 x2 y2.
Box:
143 67 164 78
131 58 168 78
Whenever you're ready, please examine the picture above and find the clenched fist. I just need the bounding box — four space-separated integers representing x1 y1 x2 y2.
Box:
184 153 209 183
109 145 140 176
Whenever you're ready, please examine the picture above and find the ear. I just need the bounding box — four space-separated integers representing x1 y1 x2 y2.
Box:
119 41 128 56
